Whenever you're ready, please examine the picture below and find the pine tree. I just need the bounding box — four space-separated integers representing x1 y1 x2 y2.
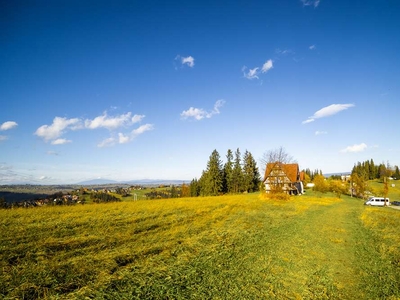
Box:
200 149 223 196
242 150 261 192
222 149 234 193
393 165 400 180
189 179 198 196
232 148 244 193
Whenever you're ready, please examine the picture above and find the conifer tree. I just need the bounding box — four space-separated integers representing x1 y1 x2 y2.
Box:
393 166 400 180
242 150 261 192
200 149 223 196
232 148 244 193
189 178 200 197
223 149 234 193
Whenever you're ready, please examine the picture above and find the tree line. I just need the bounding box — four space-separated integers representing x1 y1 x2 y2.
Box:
351 159 400 180
189 148 261 197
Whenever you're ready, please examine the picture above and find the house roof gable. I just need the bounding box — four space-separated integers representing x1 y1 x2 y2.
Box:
264 162 300 183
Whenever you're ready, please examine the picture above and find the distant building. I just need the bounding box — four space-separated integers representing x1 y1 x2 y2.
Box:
263 162 304 195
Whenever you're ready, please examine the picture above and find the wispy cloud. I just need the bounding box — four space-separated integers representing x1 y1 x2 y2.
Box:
0 135 8 141
1 121 18 131
301 0 320 8
309 45 316 50
302 103 355 124
118 133 130 144
275 49 295 55
175 55 195 68
97 137 116 148
242 67 259 80
242 59 273 80
315 130 327 135
35 112 153 147
340 143 367 153
181 100 225 121
51 138 72 145
132 124 154 136
35 117 81 141
261 60 273 73
132 114 145 123
98 123 154 148
47 151 59 156
84 112 134 130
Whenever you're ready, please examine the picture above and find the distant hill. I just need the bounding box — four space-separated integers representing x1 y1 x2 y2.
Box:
76 179 190 185
124 179 190 185
76 179 119 185
323 172 351 178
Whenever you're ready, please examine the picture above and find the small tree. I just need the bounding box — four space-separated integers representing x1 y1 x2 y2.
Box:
260 146 296 175
313 174 328 194
328 179 347 198
181 183 190 197
189 178 200 197
351 174 369 199
303 173 311 188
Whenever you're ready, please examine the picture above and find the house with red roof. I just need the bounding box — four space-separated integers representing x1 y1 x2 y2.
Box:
263 162 304 195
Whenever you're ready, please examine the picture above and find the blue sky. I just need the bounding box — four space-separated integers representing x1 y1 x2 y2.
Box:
1 0 399 184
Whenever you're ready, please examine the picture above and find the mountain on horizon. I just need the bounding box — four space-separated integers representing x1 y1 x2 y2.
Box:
323 171 351 177
76 178 119 185
76 178 190 185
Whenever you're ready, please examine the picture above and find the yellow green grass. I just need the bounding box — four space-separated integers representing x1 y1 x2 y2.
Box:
1 192 400 299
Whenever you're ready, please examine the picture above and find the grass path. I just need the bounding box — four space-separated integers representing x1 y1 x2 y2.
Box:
266 198 362 299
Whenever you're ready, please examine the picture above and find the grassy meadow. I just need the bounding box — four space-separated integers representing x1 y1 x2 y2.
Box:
1 186 400 299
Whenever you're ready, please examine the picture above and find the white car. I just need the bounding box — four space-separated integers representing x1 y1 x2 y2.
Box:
364 197 390 206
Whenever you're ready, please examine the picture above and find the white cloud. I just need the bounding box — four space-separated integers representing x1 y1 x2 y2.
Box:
0 135 8 141
242 66 259 80
1 121 18 131
261 60 273 73
340 143 367 153
118 133 130 144
181 107 205 120
181 99 226 121
98 137 116 148
36 111 151 147
302 103 355 124
98 123 154 147
84 112 133 130
301 0 320 8
175 55 195 68
35 117 81 141
315 131 327 135
275 49 294 55
132 124 154 136
243 58 274 80
309 45 316 50
51 138 72 145
181 56 195 67
132 114 145 123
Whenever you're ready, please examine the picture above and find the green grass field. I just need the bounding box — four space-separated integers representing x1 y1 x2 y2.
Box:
1 186 400 299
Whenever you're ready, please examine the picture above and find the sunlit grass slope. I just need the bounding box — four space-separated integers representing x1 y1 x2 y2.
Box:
1 193 400 299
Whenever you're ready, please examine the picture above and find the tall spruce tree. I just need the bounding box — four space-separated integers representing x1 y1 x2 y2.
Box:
232 148 244 193
200 149 223 196
223 149 234 193
242 150 261 192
